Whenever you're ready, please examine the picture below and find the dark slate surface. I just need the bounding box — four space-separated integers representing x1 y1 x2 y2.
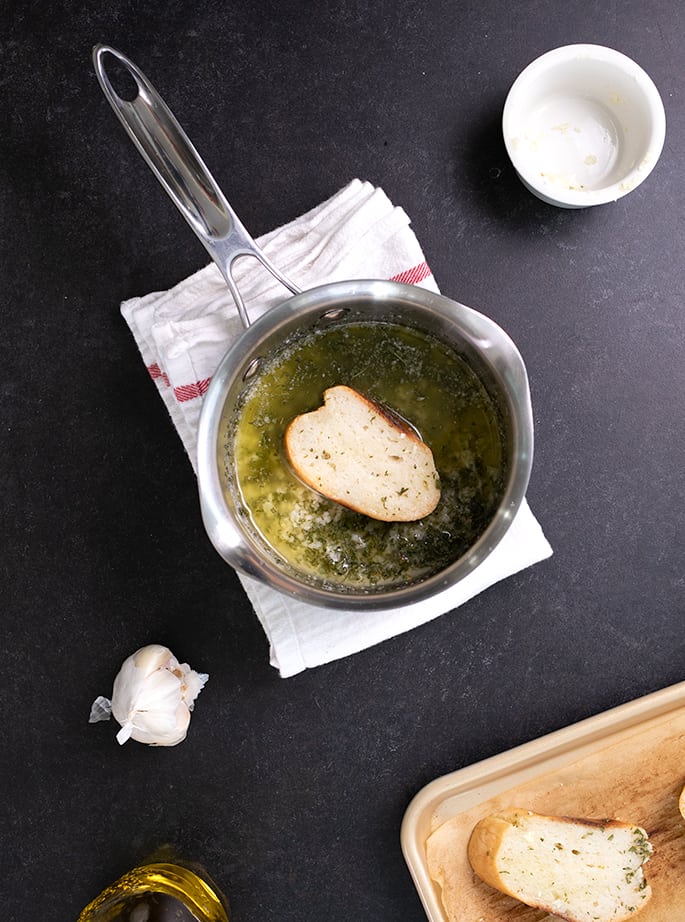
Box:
2 2 684 920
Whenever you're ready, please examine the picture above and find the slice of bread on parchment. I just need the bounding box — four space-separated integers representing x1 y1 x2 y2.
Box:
467 808 653 922
284 385 440 522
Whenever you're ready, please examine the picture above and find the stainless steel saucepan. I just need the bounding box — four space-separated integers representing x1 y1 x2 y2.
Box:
93 44 534 611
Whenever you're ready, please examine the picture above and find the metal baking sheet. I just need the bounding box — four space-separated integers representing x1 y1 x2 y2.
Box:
401 681 685 922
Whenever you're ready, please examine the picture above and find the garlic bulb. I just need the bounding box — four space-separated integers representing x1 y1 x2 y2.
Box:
89 644 208 746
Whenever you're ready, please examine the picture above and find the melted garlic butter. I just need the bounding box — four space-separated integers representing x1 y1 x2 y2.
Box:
226 321 506 590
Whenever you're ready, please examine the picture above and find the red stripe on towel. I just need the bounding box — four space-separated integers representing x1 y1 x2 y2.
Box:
148 362 170 387
389 261 432 286
148 363 209 402
174 378 211 403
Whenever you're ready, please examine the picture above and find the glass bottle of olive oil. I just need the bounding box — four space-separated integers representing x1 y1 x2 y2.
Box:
77 862 229 922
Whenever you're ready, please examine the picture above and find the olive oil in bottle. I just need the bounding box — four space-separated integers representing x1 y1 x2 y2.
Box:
77 862 229 922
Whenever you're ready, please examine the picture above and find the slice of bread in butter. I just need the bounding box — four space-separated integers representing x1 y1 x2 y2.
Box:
679 784 685 820
467 808 653 922
283 385 440 522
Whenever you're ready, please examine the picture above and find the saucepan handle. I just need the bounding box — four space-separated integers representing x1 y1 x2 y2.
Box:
92 44 300 327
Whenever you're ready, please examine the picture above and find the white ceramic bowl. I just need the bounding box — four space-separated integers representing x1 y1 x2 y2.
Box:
502 44 666 208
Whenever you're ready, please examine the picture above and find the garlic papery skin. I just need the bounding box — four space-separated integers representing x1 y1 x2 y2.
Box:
89 644 208 747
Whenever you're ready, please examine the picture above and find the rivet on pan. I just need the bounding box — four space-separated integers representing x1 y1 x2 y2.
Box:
243 357 263 380
321 307 349 321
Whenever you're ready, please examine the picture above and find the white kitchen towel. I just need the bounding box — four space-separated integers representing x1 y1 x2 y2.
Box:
122 178 552 677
